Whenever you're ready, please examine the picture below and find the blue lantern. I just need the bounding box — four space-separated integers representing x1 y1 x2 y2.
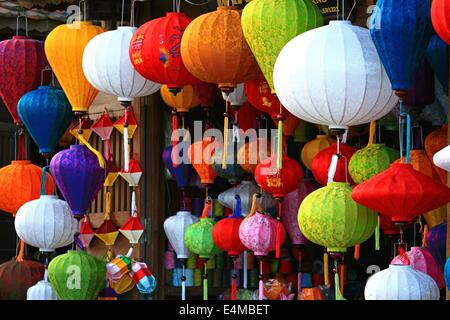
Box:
370 0 434 94
18 86 73 155
427 35 449 91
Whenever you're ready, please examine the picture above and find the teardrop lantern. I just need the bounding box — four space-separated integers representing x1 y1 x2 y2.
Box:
301 135 335 171
431 0 450 45
188 139 218 187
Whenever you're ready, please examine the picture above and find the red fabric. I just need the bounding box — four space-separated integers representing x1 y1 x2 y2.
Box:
193 82 217 108
130 12 199 89
278 260 293 274
212 217 246 256
311 143 357 186
245 74 281 114
0 259 44 300
0 36 49 124
270 112 301 137
17 131 26 160
254 155 304 199
131 266 152 283
431 0 450 45
91 113 114 140
230 101 262 131
380 215 399 235
352 163 450 222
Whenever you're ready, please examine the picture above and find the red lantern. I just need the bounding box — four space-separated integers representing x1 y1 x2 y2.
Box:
352 163 450 223
0 36 49 124
130 12 199 91
431 0 450 45
212 216 246 257
0 258 44 300
193 82 218 109
231 101 262 131
380 215 400 236
245 75 281 114
255 155 304 200
312 143 357 186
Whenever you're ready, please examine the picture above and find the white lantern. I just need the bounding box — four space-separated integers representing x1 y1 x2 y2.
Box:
163 211 199 260
433 145 450 172
15 195 78 252
274 21 398 131
218 180 276 216
82 26 161 102
222 83 246 108
365 265 440 300
27 270 58 300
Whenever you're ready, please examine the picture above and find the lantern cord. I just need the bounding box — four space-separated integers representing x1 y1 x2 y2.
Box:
353 244 360 260
368 121 376 146
16 128 26 160
422 224 428 247
375 214 380 251
130 0 136 27
78 133 106 168
275 202 283 259
231 257 237 300
222 101 229 169
323 252 329 286
40 165 48 196
258 260 264 300
172 112 178 167
243 250 248 289
79 0 86 21
277 116 283 170
16 239 25 262
181 263 186 300
120 0 125 27
16 12 28 37
124 127 129 172
346 0 357 21
203 263 208 300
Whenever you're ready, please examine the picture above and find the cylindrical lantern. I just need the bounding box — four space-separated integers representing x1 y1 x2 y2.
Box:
164 211 199 260
188 139 218 186
431 0 450 45
237 138 272 174
426 221 447 269
301 135 335 171
160 85 200 113
0 259 45 300
274 21 398 131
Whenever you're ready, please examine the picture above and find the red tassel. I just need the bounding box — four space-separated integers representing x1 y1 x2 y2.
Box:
172 112 178 167
231 258 237 300
275 202 283 259
17 130 26 160
354 244 360 260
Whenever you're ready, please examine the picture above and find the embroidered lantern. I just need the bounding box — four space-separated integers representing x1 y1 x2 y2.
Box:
431 0 450 45
188 139 218 187
245 75 281 114
0 258 44 300
426 221 447 269
301 135 335 171
184 217 217 261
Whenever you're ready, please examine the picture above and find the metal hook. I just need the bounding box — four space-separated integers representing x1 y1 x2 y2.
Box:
346 0 357 21
16 12 28 37
130 0 137 28
79 0 87 21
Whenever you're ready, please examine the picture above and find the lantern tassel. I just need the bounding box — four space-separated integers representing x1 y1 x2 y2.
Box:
16 239 25 262
258 260 264 300
123 125 129 172
277 119 283 170
243 250 248 289
181 263 186 301
368 121 375 146
231 257 237 300
172 112 178 168
78 134 105 168
104 138 111 161
334 269 345 300
323 252 329 286
275 202 283 259
203 264 208 300
340 264 345 297
222 114 229 170
354 244 360 260
40 165 47 196
422 224 429 247
105 189 111 220
375 215 380 251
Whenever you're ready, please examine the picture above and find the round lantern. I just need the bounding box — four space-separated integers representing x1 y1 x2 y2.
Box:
193 82 217 109
445 258 450 290
425 125 448 184
211 146 248 185
48 250 106 300
239 211 285 257
312 143 357 186
184 217 218 260
427 35 449 90
222 83 246 109
370 0 433 94
160 85 201 113
188 139 218 186
245 75 281 114
180 6 259 91
15 195 78 252
254 155 304 200
274 21 398 131
164 211 199 260
352 163 450 223
27 271 58 300
45 21 104 113
0 161 54 216
241 0 324 93
17 86 73 155
212 208 246 257
391 246 445 289
364 265 439 300
82 26 161 102
0 35 49 124
431 0 450 45
298 182 377 253
426 221 447 269
237 138 271 174
233 102 262 131
0 259 44 300
301 135 335 171
162 143 194 189
349 144 398 184
434 145 450 172
129 12 199 90
50 145 106 218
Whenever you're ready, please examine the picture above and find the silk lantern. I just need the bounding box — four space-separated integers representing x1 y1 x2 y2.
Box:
427 35 449 90
426 221 447 269
274 21 398 132
184 215 217 260
425 125 448 184
18 86 73 155
391 246 445 289
312 143 357 186
82 26 160 103
160 84 200 113
48 250 106 300
45 21 104 113
188 139 218 186
365 265 439 300
299 182 377 253
164 211 199 260
15 195 78 252
163 144 194 189
212 146 248 185
129 12 199 91
245 75 281 114
301 135 335 171
380 215 399 236
370 0 433 94
237 138 272 174
222 83 246 109
0 35 49 124
0 258 44 300
431 0 450 45
27 271 58 300
352 163 450 223
241 0 324 93
0 160 54 216
180 5 259 91
50 145 106 218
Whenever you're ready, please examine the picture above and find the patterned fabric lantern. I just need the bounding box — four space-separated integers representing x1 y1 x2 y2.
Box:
0 258 44 300
312 143 357 186
237 138 271 174
404 59 435 107
184 216 218 261
27 271 58 300
391 246 445 289
352 163 450 223
212 146 248 185
82 26 160 102
15 195 78 252
0 160 54 216
164 211 199 260
241 0 324 93
17 86 73 155
299 182 377 253
50 145 106 218
129 12 199 91
162 143 194 189
160 85 200 113
180 5 259 91
370 0 433 94
245 75 281 114
427 35 449 90
91 111 114 160
274 21 398 131
301 135 335 171
79 215 94 248
222 83 246 108
0 35 49 124
425 125 448 184
426 221 447 269
365 265 439 300
188 139 218 186
48 250 106 300
431 0 450 45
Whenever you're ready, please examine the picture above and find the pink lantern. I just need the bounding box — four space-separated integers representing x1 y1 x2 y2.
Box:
391 246 445 289
91 111 114 159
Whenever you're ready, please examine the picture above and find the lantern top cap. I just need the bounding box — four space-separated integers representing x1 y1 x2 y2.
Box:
11 160 31 165
116 26 136 31
218 5 238 11
389 264 412 270
166 11 187 17
329 20 352 26
39 195 58 200
69 144 87 150
12 35 30 40
176 210 192 216
326 181 350 188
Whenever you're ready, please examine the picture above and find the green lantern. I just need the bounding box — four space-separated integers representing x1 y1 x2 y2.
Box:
349 144 399 184
184 218 218 260
298 182 377 253
212 147 248 184
241 0 324 93
48 250 106 300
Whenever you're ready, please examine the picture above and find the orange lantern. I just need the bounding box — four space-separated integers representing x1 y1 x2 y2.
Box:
0 161 54 215
299 287 325 300
160 85 201 113
188 139 218 186
301 135 336 171
237 138 272 174
425 125 448 184
180 5 259 92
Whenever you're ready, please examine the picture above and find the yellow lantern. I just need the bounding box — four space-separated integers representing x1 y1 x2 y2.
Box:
301 135 335 170
45 21 104 113
160 85 201 113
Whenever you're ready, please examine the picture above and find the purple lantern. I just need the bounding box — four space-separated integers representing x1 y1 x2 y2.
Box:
162 143 194 189
405 59 435 108
50 145 106 218
426 221 447 270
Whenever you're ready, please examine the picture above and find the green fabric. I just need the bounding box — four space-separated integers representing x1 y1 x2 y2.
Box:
298 182 377 253
184 218 218 260
48 250 106 300
348 144 399 184
242 0 324 92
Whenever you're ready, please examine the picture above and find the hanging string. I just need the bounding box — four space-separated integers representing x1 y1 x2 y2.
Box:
222 100 229 169
203 263 208 300
258 260 264 300
79 0 87 21
130 0 136 27
181 262 186 300
16 13 28 37
323 251 329 286
277 106 284 170
123 109 130 172
231 257 237 300
368 121 376 146
120 0 125 26
243 250 248 289
40 165 48 196
375 214 380 251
